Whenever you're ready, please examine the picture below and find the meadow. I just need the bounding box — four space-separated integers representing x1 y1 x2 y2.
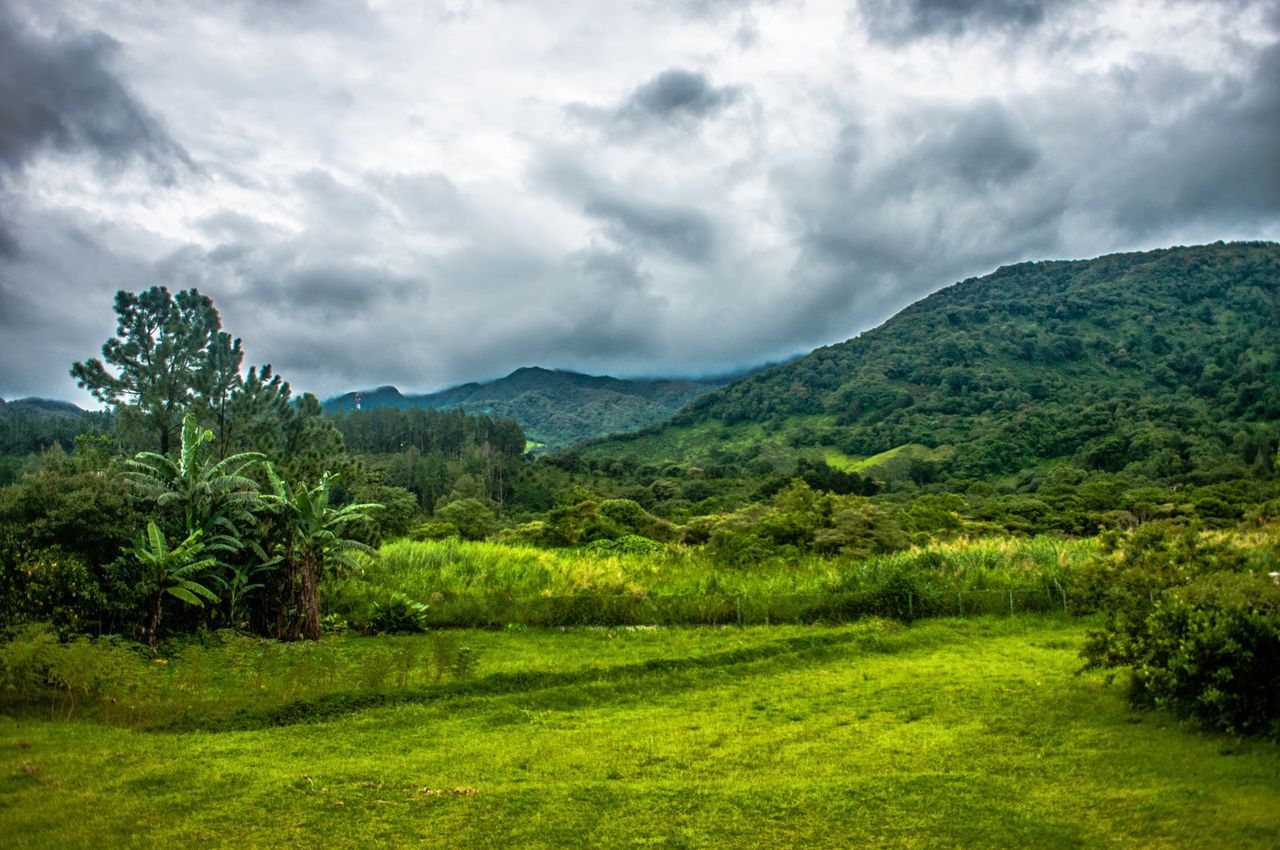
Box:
3 616 1279 848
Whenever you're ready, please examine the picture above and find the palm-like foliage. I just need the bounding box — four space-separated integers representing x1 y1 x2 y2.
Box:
123 413 268 627
265 464 380 640
123 412 265 550
127 521 218 648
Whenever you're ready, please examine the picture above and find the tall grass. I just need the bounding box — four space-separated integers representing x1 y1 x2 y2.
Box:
341 536 1098 627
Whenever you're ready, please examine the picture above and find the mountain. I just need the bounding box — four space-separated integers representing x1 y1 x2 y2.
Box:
0 397 88 419
581 242 1280 488
324 367 733 452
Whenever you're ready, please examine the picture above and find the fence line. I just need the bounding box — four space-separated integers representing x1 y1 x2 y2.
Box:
406 586 1074 629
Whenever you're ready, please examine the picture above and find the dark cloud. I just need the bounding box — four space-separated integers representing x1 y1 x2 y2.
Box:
768 36 1280 352
0 205 151 400
624 69 742 123
884 99 1040 193
2 0 1277 404
571 68 744 136
534 151 718 263
1105 41 1280 234
155 235 426 323
0 215 20 258
858 0 1067 43
584 196 716 263
554 247 665 357
0 7 193 181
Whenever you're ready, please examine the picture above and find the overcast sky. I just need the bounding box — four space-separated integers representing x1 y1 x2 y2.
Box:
1 0 1277 405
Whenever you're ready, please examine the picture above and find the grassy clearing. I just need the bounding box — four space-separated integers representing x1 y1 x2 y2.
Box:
2 617 1278 848
823 443 954 474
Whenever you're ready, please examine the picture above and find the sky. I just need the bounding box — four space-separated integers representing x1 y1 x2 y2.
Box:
1 0 1277 406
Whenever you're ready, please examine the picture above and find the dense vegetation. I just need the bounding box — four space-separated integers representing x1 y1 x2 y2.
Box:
323 367 729 453
0 286 525 645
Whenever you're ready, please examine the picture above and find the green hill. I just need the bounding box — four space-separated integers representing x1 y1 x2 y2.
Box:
324 367 731 453
582 242 1280 489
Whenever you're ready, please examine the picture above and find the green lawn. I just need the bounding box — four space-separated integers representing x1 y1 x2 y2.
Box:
3 617 1278 848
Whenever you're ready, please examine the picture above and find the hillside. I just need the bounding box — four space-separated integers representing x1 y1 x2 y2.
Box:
324 367 730 452
581 242 1280 488
0 397 88 419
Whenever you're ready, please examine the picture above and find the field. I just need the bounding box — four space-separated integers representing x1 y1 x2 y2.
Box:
4 616 1279 848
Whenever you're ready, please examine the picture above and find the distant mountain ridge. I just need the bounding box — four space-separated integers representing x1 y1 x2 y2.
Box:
581 241 1280 487
323 366 735 452
0 397 88 419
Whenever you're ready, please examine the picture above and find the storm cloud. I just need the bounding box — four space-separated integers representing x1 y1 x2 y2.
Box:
0 0 1277 404
858 0 1069 43
0 6 191 180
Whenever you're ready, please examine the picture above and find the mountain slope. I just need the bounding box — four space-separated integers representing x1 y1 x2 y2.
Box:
0 397 88 419
582 242 1280 486
324 367 730 452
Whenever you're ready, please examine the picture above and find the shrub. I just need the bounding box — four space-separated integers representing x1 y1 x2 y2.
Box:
435 499 497 541
368 594 429 634
0 622 59 701
6 548 108 635
1079 523 1280 737
1129 572 1280 737
410 520 461 541
583 534 666 556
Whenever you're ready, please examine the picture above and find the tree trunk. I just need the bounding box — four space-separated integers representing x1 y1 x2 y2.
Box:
148 593 163 650
300 553 321 641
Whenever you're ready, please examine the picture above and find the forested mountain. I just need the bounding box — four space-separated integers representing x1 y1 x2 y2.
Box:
324 366 730 452
0 398 108 468
0 397 89 420
581 242 1279 489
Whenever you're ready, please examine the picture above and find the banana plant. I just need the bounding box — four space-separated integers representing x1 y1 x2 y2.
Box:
127 520 218 648
123 411 267 622
264 464 380 640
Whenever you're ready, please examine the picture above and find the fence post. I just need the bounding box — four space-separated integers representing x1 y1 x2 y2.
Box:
1008 590 1014 615
957 592 963 617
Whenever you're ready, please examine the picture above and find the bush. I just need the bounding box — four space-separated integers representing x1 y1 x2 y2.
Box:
582 534 666 556
435 499 497 541
4 548 108 635
1129 572 1280 737
1079 523 1280 737
368 594 429 634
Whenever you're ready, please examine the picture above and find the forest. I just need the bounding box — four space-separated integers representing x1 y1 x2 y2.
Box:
1 242 1278 848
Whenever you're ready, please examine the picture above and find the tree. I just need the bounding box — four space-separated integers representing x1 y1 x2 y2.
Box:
198 331 245 460
265 466 379 641
71 287 222 454
126 521 218 648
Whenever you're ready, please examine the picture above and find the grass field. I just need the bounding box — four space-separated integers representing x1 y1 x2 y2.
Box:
3 616 1278 848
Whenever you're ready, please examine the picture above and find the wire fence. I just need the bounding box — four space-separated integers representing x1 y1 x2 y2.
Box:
410 585 1073 628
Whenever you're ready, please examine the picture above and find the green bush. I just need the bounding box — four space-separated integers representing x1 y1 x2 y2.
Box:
5 548 108 635
435 498 497 541
368 594 429 634
1079 523 1280 737
1129 572 1280 737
